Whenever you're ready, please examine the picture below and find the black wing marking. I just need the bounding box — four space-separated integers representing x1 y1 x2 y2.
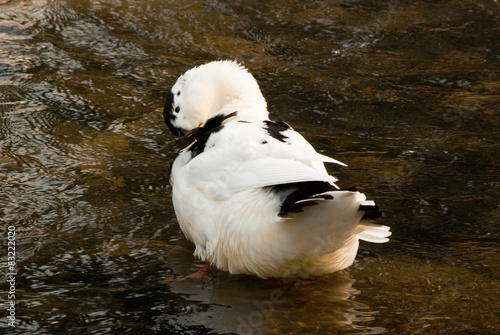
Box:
266 181 338 217
263 120 291 143
268 182 383 219
176 111 238 158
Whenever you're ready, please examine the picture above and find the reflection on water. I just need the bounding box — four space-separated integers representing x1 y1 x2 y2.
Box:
1 0 499 334
167 271 382 335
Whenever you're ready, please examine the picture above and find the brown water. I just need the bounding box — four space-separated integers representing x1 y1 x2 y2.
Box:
1 0 499 334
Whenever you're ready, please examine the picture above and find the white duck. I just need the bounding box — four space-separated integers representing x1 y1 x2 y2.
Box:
163 60 390 279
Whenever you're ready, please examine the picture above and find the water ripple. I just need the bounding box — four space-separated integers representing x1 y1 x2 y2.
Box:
1 0 499 334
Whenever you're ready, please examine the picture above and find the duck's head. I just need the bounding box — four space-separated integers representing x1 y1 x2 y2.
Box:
163 60 268 137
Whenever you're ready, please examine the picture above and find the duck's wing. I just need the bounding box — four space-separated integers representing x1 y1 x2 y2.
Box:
177 118 345 197
259 120 347 167
224 157 338 192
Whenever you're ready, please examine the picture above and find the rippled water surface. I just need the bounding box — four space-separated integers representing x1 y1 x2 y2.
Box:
1 0 499 334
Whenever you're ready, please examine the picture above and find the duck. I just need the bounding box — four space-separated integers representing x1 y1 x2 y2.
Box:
163 60 390 279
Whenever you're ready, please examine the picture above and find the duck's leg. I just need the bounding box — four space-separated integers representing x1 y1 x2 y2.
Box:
180 261 212 281
164 261 212 282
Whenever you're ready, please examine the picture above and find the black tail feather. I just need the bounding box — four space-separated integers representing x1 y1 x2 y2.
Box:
359 204 382 220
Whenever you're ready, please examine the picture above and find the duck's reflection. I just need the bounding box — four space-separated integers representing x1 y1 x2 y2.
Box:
166 259 384 334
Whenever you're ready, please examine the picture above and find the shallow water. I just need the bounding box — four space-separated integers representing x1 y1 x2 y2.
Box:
1 0 499 334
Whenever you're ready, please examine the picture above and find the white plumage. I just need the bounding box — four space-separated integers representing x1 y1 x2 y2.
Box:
163 60 390 278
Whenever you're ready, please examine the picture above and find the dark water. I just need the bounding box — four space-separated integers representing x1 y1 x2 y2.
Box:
1 0 499 334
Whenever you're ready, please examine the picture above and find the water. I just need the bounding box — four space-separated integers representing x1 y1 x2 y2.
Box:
1 0 499 334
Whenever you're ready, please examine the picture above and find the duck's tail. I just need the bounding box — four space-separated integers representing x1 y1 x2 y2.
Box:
356 220 391 243
356 199 391 243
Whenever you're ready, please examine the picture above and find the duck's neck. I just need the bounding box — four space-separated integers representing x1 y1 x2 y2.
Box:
220 90 269 122
208 65 269 122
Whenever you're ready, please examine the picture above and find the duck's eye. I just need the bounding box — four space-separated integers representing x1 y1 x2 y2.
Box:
174 106 180 113
177 91 181 96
